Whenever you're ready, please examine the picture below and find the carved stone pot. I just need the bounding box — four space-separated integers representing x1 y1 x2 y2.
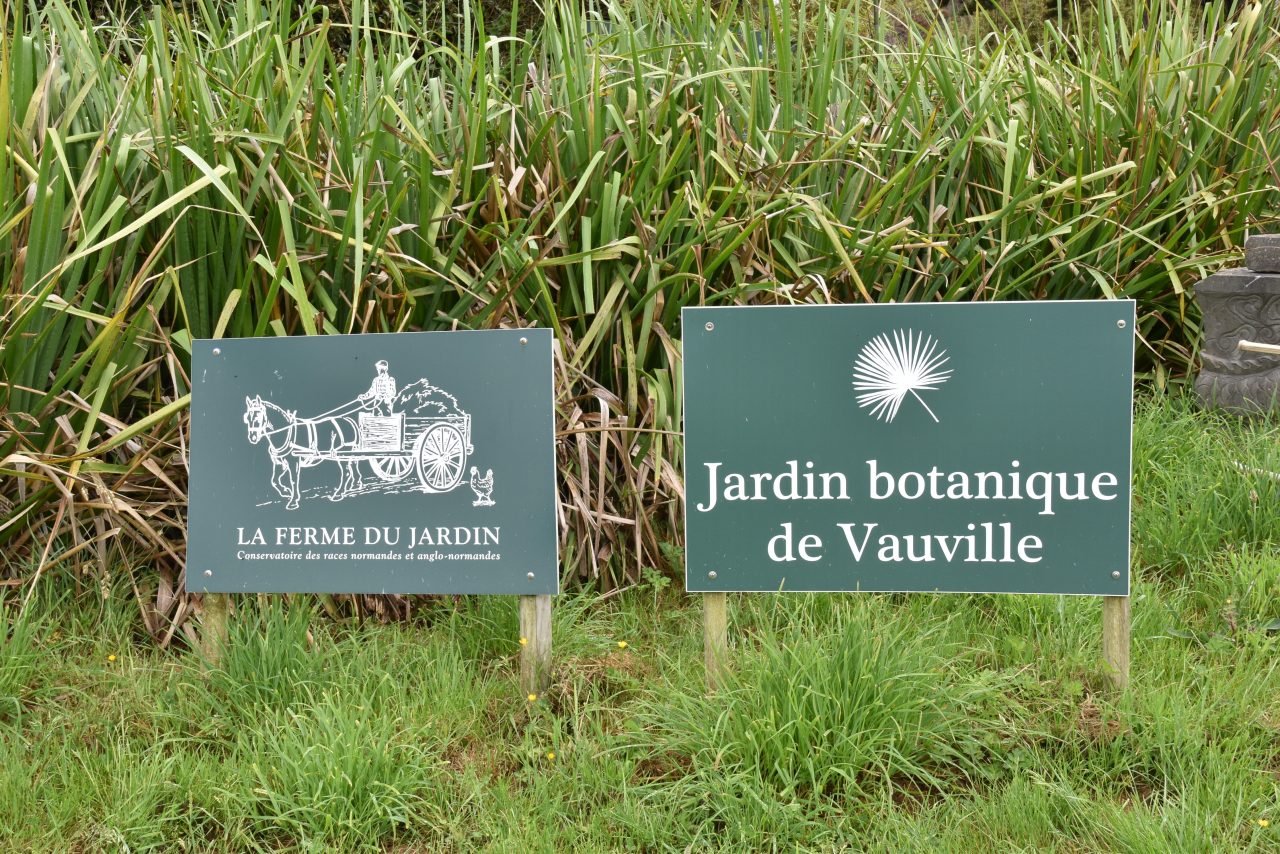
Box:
1194 235 1280 414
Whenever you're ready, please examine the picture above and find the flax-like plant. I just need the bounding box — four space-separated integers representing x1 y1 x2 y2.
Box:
0 0 1277 634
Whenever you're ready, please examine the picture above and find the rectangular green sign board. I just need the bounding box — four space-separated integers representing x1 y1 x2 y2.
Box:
683 302 1134 595
188 329 558 594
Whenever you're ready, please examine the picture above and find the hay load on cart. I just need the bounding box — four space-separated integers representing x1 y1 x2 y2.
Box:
393 379 466 418
357 379 473 492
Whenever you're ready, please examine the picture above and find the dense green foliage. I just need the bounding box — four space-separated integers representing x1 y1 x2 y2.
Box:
0 397 1277 851
2 0 1279 626
2 3 1277 848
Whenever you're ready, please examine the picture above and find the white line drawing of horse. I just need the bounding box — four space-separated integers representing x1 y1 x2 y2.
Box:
240 369 475 510
243 396 364 510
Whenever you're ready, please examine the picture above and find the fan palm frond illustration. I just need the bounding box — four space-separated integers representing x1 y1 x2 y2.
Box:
852 329 953 423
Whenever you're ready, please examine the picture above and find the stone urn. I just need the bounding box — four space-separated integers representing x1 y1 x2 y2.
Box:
1194 235 1280 414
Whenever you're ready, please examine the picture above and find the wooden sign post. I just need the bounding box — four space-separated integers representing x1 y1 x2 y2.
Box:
682 303 1136 693
703 591 728 691
188 330 560 693
520 593 553 695
1102 594 1130 690
200 591 230 668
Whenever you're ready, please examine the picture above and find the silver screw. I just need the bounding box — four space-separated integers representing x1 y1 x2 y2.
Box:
527 572 535 580
520 337 528 345
1116 319 1126 329
203 570 212 577
708 571 717 580
705 322 714 332
1111 571 1121 579
211 347 221 356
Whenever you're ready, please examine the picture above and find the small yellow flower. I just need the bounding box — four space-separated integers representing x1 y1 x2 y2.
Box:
107 654 117 663
527 693 538 702
617 641 628 649
519 637 528 646
546 751 556 760
1260 819 1271 828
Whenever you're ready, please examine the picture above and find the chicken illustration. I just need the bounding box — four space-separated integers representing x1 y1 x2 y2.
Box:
470 467 495 506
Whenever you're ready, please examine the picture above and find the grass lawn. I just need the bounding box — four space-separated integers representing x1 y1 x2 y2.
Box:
1 394 1279 852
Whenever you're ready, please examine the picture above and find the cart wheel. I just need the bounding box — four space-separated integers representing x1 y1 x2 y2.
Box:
368 456 413 483
414 423 467 492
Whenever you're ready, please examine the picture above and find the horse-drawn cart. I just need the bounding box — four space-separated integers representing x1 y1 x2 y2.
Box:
243 378 474 509
355 411 473 492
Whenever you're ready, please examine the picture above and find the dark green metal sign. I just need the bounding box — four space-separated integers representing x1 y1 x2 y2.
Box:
188 330 557 594
683 302 1134 595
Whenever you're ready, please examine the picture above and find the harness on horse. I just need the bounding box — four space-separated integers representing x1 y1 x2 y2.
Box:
257 402 363 464
267 419 321 462
251 403 323 462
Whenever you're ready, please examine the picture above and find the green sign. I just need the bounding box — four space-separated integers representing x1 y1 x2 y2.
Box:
683 302 1134 595
188 330 558 594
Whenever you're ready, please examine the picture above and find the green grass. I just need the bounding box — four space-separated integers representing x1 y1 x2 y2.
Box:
0 598 40 720
1 0 1279 846
0 395 1277 852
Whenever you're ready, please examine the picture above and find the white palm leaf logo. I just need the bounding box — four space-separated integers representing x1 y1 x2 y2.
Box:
852 329 952 423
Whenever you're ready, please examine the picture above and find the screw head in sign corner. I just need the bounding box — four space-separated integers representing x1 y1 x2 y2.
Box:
527 572 535 580
1111 571 1121 579
520 337 528 345
211 347 221 356
203 570 212 577
1116 319 1126 329
708 571 717 580
705 322 714 332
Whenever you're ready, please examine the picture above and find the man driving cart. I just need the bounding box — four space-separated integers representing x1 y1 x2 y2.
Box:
358 360 397 416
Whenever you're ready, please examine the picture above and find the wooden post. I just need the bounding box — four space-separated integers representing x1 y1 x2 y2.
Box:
519 594 552 696
1102 595 1130 691
703 592 728 692
201 592 230 669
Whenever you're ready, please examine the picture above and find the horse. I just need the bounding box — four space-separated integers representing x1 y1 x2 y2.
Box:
243 395 363 510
